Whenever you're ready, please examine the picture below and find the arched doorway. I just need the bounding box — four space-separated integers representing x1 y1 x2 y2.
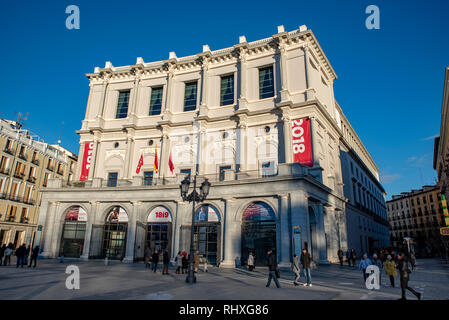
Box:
309 206 318 260
102 206 128 260
194 204 221 265
241 201 276 266
146 206 173 256
60 206 87 258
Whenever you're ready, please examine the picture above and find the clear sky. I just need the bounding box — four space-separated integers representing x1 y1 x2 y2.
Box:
0 0 448 199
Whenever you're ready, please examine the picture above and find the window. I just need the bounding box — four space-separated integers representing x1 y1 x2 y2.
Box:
220 75 234 106
6 205 17 222
261 161 276 177
259 66 274 99
219 166 231 181
116 91 130 119
43 173 49 187
107 172 118 187
423 196 427 204
350 162 354 174
0 156 8 173
183 82 197 111
144 171 153 186
20 208 28 223
149 87 163 115
180 169 191 176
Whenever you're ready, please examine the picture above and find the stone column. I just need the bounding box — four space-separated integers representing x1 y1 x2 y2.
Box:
41 202 59 258
235 121 248 173
237 47 248 110
282 113 292 164
278 194 291 267
302 44 315 101
123 202 140 263
159 132 170 179
81 201 98 260
220 198 240 268
200 57 209 108
278 41 290 102
124 135 135 179
198 128 207 175
309 117 320 168
90 137 101 180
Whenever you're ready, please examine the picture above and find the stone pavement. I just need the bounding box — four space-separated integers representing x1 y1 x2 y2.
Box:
0 258 447 300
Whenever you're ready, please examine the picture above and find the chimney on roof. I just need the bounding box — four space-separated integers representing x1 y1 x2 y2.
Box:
105 61 113 69
169 51 177 60
202 45 210 53
136 57 144 64
239 35 247 43
277 25 285 33
299 25 308 32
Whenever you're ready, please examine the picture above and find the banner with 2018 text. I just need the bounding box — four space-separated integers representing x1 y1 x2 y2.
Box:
291 117 313 167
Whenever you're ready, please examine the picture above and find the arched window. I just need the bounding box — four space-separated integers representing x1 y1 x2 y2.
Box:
60 206 87 258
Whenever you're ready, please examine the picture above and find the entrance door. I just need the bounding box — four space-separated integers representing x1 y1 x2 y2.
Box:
60 206 87 258
241 201 277 266
102 206 129 260
147 222 172 255
194 223 220 265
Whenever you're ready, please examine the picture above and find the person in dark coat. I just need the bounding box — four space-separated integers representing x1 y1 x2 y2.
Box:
265 249 281 288
350 249 357 267
28 246 39 268
300 248 312 286
162 250 170 275
144 247 151 268
397 252 421 300
181 253 188 274
15 244 26 268
151 250 159 272
337 249 344 266
24 245 30 266
0 244 6 266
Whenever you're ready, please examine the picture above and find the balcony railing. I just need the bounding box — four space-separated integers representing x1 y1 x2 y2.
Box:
27 176 36 184
6 216 16 222
13 172 25 179
18 153 27 161
4 148 14 155
32 158 39 166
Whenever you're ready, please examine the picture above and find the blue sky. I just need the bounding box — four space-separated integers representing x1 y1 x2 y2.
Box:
0 0 448 199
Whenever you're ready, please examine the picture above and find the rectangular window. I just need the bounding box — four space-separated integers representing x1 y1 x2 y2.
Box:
220 75 234 106
149 87 163 115
107 172 118 187
116 90 130 119
219 166 231 181
6 205 17 222
180 169 191 176
43 173 49 187
261 161 276 177
184 82 197 111
144 171 153 186
259 66 274 99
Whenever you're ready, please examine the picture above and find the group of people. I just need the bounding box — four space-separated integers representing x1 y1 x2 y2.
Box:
144 248 207 275
357 249 421 300
0 243 40 268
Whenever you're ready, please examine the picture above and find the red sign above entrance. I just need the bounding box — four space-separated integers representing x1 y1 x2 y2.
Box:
291 117 313 167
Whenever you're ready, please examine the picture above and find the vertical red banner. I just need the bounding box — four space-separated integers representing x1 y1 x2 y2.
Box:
291 117 313 167
79 142 94 181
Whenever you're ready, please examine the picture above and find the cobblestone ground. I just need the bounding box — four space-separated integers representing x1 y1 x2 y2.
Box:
0 258 447 300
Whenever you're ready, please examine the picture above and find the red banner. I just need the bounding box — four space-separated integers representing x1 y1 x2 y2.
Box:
291 117 313 167
79 142 94 181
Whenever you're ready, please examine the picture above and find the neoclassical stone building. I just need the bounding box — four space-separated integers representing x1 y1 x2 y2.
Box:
37 25 386 267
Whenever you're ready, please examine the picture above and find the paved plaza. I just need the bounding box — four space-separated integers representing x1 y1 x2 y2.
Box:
0 258 448 300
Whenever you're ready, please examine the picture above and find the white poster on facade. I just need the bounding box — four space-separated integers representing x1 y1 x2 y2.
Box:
107 206 128 223
195 205 219 222
148 206 172 222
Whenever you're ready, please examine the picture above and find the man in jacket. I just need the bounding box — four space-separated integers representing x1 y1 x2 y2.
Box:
162 250 170 275
397 252 421 300
28 246 39 268
351 249 357 268
15 244 26 268
300 248 312 287
291 254 301 286
151 249 159 272
337 249 344 266
266 249 281 288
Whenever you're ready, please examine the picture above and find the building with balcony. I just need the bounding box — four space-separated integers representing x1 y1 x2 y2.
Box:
0 118 77 249
37 25 386 267
387 185 445 254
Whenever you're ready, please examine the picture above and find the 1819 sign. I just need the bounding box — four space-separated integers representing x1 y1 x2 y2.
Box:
155 211 169 219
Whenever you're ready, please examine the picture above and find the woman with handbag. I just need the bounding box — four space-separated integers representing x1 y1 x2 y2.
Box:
265 249 281 288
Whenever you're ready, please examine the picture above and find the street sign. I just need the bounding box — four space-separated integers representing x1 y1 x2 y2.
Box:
441 195 449 226
441 227 449 236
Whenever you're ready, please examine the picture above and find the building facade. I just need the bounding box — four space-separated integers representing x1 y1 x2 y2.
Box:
0 119 77 249
37 25 386 266
387 186 446 253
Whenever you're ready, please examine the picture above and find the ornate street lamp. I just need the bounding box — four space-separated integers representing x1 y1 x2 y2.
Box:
180 174 211 283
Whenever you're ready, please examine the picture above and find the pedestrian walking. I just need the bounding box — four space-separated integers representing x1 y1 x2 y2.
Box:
15 244 26 268
175 251 183 274
0 244 6 266
144 247 151 268
194 250 200 273
151 249 159 272
265 249 281 288
358 253 372 283
182 252 188 274
337 249 344 266
3 243 13 266
291 254 301 286
397 252 421 300
28 246 39 268
300 248 313 287
162 250 170 275
384 254 397 288
247 252 255 271
351 249 357 267
346 250 351 266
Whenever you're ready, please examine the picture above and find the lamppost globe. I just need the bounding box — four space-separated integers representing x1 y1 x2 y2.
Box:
180 176 190 198
200 178 211 198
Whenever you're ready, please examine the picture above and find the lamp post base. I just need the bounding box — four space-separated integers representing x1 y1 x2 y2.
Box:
186 272 197 283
